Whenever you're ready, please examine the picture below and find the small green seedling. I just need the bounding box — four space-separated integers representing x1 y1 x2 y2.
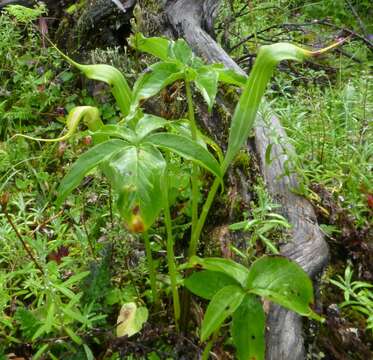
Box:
330 264 373 333
229 185 291 256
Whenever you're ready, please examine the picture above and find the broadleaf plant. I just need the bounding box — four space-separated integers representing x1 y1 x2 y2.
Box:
185 255 324 359
129 33 241 260
18 31 344 349
16 44 223 326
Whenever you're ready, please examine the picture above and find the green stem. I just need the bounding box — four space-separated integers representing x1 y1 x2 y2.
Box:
163 175 181 329
201 330 219 360
188 176 220 257
143 231 158 306
185 79 199 248
185 79 198 143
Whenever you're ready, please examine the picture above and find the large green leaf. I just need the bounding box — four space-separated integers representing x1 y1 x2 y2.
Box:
188 256 249 287
223 43 307 171
129 33 195 66
246 256 323 321
56 139 127 207
166 120 207 148
129 32 170 61
131 62 184 113
93 114 167 144
201 285 245 341
231 294 265 360
103 144 166 232
184 270 240 300
145 133 222 179
195 67 218 112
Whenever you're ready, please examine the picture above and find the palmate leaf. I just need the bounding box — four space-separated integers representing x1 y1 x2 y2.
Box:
135 114 168 140
129 33 194 65
167 120 224 163
201 285 245 341
216 67 247 87
56 139 128 207
130 33 245 114
246 256 323 321
102 144 166 232
231 294 265 360
92 114 167 143
166 120 208 148
145 133 222 179
91 124 136 144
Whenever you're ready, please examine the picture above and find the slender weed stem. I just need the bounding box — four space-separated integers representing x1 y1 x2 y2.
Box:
188 177 220 257
185 79 199 251
143 231 159 306
163 182 181 329
108 185 114 229
81 196 96 260
201 330 219 360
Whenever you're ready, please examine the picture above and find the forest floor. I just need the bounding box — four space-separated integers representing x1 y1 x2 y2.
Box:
0 1 372 359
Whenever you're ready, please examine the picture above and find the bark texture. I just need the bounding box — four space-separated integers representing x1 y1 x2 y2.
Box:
165 0 329 359
53 0 135 52
0 0 32 8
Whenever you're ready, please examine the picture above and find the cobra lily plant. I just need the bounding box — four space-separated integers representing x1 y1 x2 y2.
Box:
17 33 346 357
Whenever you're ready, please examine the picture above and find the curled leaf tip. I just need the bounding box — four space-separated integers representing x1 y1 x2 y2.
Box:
302 36 351 57
10 133 64 143
11 106 103 143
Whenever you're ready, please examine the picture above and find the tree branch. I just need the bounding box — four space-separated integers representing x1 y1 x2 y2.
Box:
228 19 373 53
